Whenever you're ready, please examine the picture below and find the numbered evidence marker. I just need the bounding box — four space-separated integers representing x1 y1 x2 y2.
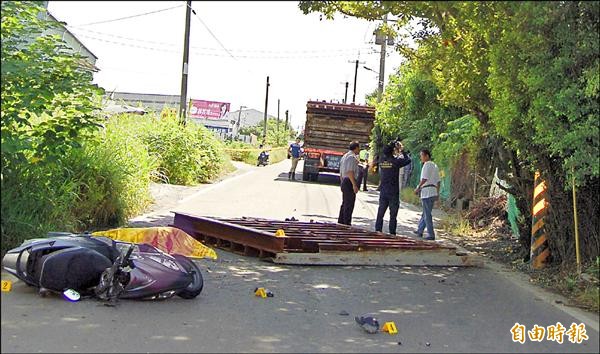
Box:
382 322 398 335
255 287 268 298
1 280 12 292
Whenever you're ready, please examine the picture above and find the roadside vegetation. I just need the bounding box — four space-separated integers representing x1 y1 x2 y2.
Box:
238 118 296 147
302 1 599 310
225 118 296 165
1 2 232 253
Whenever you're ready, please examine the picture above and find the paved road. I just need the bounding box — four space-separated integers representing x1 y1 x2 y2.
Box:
2 160 598 353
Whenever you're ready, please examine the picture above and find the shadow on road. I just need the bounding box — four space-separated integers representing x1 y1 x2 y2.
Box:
274 172 341 186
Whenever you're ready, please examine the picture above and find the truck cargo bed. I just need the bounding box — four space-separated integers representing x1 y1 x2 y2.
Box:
304 101 375 152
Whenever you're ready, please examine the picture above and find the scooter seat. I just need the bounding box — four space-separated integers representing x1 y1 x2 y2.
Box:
37 247 112 292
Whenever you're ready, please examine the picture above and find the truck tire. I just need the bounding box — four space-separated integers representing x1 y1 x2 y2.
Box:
310 173 318 182
302 172 310 181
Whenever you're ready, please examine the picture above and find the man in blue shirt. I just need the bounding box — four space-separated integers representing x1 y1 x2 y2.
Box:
375 142 411 235
288 138 303 180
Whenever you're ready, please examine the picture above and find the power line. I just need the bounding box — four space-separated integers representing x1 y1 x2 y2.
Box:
187 3 238 62
74 4 185 27
75 32 377 59
68 26 372 54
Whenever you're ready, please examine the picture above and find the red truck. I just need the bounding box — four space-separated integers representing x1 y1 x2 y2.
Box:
301 101 375 181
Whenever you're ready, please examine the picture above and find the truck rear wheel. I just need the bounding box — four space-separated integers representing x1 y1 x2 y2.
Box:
310 173 319 182
302 172 310 181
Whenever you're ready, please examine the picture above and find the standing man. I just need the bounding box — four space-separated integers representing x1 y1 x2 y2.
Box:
358 144 370 191
288 137 303 180
414 149 441 240
375 142 411 235
338 141 361 225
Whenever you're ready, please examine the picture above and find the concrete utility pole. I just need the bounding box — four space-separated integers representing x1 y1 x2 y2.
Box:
348 59 366 103
344 81 349 103
263 76 270 141
236 105 246 137
178 0 192 124
277 99 280 132
377 14 388 99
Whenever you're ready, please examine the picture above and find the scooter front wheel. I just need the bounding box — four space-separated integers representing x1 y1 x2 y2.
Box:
173 255 203 299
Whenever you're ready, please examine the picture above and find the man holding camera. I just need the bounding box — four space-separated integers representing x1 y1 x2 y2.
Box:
375 141 411 235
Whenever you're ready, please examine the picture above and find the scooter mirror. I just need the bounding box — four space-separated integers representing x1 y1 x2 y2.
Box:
63 289 81 302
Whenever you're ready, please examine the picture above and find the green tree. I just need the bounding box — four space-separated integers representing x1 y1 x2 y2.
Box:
1 1 105 250
239 118 296 147
1 1 104 166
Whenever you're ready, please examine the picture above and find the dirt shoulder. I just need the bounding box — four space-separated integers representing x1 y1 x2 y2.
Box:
438 212 599 314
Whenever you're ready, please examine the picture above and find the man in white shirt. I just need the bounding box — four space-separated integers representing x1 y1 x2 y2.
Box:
413 149 440 240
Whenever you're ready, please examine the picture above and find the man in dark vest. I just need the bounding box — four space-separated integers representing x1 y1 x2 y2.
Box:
375 141 411 235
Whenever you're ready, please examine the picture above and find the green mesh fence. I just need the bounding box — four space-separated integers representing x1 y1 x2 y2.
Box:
507 194 521 238
408 155 521 237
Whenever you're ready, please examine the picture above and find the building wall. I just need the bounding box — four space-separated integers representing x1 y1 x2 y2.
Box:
40 3 98 68
109 92 181 112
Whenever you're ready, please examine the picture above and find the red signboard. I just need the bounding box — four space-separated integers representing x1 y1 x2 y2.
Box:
189 99 230 120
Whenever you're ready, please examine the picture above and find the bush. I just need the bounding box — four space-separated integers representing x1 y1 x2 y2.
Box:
66 116 158 228
141 113 228 185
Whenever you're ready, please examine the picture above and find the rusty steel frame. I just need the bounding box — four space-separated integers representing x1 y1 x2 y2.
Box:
172 212 454 260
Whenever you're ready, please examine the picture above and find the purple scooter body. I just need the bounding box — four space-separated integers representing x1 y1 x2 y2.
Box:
2 233 203 300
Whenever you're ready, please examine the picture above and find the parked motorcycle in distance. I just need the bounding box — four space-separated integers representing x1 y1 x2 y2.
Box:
2 233 203 301
257 150 270 166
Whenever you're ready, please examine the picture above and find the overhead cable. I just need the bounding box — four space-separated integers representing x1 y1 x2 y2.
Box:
74 4 185 27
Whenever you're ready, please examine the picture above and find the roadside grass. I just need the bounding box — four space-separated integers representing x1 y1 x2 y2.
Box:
1 111 235 254
440 212 475 237
226 146 288 166
400 187 421 206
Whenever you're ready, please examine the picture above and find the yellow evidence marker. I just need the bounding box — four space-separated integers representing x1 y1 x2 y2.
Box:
275 229 286 237
1 280 12 292
381 322 398 335
254 287 267 298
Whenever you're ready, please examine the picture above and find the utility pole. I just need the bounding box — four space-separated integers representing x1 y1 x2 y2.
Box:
339 81 349 103
276 99 281 145
344 81 349 103
263 76 270 142
178 0 192 124
377 13 388 100
236 105 246 138
284 110 289 134
277 99 280 132
348 59 365 103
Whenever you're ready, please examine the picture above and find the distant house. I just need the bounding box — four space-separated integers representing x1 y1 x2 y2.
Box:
107 92 181 112
40 1 99 73
190 108 276 138
225 108 276 130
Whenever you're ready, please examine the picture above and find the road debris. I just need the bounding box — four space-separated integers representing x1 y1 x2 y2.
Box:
338 310 350 316
355 314 380 334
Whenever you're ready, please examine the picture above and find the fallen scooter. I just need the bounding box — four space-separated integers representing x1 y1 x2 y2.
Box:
2 233 203 301
257 150 270 166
